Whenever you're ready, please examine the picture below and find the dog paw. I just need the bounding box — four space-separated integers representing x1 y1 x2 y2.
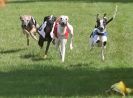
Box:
102 56 105 61
43 55 47 59
90 48 93 51
61 59 65 63
52 39 55 45
36 39 39 41
70 44 73 50
70 47 73 50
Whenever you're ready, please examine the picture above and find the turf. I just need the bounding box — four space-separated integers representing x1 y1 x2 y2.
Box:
0 0 133 98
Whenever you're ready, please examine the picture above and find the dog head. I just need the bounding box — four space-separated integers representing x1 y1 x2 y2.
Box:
96 13 108 32
44 15 56 26
20 15 31 28
59 15 69 27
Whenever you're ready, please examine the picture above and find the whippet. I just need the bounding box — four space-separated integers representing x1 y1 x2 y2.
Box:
20 15 39 46
90 5 118 61
38 15 56 58
53 15 74 62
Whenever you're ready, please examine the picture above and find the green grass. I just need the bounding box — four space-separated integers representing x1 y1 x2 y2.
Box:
0 0 133 98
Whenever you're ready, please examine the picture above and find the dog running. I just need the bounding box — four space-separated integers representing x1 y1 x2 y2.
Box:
38 15 56 58
20 15 39 46
53 15 74 62
90 5 118 61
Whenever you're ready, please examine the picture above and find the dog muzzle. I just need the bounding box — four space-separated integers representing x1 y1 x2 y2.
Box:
60 22 67 27
98 27 104 32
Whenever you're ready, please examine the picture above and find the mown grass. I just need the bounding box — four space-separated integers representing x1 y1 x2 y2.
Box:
0 0 133 98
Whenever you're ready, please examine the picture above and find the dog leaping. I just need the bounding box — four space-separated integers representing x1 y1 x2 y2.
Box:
89 5 118 61
20 15 39 46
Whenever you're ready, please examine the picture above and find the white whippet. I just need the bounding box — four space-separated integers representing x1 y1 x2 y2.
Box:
53 15 74 62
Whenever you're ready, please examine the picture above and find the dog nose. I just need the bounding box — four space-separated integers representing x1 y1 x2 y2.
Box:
60 22 66 27
62 22 65 25
99 27 104 31
22 24 26 28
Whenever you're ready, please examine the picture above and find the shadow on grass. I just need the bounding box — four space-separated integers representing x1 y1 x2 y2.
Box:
0 48 26 54
20 53 53 61
0 64 133 97
7 0 133 3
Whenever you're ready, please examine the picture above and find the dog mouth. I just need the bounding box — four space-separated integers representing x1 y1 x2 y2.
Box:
60 22 67 27
22 24 27 28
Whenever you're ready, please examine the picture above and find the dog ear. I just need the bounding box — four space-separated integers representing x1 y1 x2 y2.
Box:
96 14 99 19
20 16 23 20
103 13 107 17
53 16 57 21
103 13 108 22
44 16 49 22
59 16 62 23
66 16 69 21
60 16 62 20
96 14 100 22
96 14 100 21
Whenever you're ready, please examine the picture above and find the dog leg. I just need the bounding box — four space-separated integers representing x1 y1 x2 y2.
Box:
30 27 38 41
101 44 105 61
101 36 107 61
26 34 29 46
60 39 67 62
67 23 73 50
23 29 30 46
55 38 62 58
44 40 51 58
58 39 64 61
90 37 94 51
38 35 45 57
59 45 62 59
55 38 60 49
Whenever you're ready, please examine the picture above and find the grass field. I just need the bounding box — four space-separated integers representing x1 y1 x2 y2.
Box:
0 0 133 98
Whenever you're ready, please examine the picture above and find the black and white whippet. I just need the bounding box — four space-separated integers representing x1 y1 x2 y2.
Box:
90 5 118 61
38 15 56 58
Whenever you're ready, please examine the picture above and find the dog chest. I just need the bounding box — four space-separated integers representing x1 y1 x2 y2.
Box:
54 23 69 39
